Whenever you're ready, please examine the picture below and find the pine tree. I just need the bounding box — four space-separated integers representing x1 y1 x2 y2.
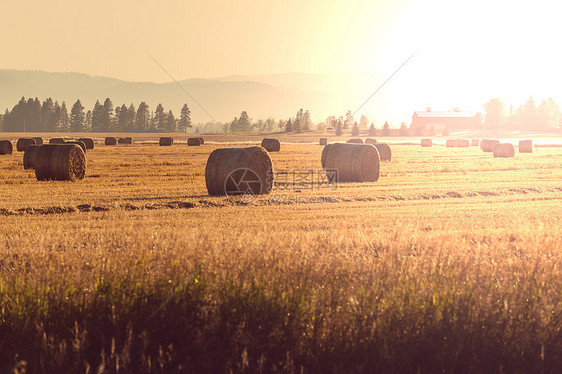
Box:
135 102 150 132
335 119 343 136
154 103 166 132
91 101 103 132
69 99 85 132
57 102 70 132
165 110 176 132
84 110 92 132
368 123 376 136
344 110 354 129
351 121 360 136
285 118 293 132
382 121 390 136
41 98 56 132
101 98 115 131
304 110 311 130
126 104 136 132
178 104 192 132
237 111 251 132
359 114 369 130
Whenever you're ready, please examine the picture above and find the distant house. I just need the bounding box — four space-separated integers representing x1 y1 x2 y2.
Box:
411 108 478 131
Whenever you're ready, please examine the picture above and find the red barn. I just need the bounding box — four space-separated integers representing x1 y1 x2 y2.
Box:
411 108 477 131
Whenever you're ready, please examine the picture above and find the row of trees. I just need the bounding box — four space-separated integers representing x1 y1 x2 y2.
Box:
484 96 562 130
0 97 192 133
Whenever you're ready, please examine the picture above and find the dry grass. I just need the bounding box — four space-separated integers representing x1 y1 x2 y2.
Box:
1 134 562 372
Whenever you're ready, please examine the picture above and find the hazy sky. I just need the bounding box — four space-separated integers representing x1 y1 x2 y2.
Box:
3 0 562 118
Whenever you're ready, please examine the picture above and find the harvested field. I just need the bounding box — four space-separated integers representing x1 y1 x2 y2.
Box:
1 133 562 372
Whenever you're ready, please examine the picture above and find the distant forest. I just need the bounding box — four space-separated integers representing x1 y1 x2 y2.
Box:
0 97 193 133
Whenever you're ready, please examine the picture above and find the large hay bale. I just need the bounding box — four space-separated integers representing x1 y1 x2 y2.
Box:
446 139 458 148
117 138 126 144
105 137 117 146
78 138 95 150
32 137 43 145
321 143 380 182
187 137 201 146
457 139 470 147
319 137 328 145
205 146 273 196
480 139 500 152
421 138 432 147
493 143 515 158
261 138 281 152
346 138 364 144
0 140 13 155
66 140 87 153
49 137 65 144
519 140 533 153
199 137 205 145
160 137 174 146
23 145 40 170
124 137 134 144
471 139 480 147
365 138 377 144
16 138 36 152
34 144 86 181
373 143 392 161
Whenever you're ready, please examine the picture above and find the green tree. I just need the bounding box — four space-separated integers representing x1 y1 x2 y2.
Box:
359 115 369 130
335 118 343 136
285 118 293 132
84 110 92 132
368 123 376 136
304 110 311 131
382 121 390 136
41 98 56 132
178 104 192 132
165 110 176 132
57 102 70 132
69 99 85 132
126 104 136 132
351 121 360 136
236 111 251 132
344 110 353 129
135 102 150 132
537 97 560 130
483 98 506 129
101 98 115 131
154 103 166 132
91 100 103 132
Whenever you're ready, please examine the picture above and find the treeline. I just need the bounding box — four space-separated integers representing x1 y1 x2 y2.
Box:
0 97 192 133
484 96 562 130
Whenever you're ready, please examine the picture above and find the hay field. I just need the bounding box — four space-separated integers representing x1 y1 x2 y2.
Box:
1 136 562 373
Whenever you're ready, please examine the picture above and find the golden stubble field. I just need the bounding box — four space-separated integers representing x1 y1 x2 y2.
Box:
1 134 561 373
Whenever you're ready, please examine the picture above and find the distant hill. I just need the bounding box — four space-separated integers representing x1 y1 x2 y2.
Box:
0 70 372 124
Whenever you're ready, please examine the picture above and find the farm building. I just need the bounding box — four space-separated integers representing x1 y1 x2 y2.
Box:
411 108 478 132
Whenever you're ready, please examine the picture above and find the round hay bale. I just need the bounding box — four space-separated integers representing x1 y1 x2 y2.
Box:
124 137 134 144
199 137 205 145
346 138 363 144
34 144 86 181
321 143 380 182
373 143 392 162
493 143 515 158
16 138 36 152
187 137 201 146
261 138 281 152
66 140 87 153
23 145 40 170
49 137 65 144
471 139 480 147
319 137 328 145
480 139 500 152
0 140 13 155
205 146 273 196
160 137 174 146
117 138 127 144
446 139 458 148
32 137 43 145
78 138 95 150
519 140 533 153
105 137 117 146
421 138 432 147
365 138 377 144
457 139 470 147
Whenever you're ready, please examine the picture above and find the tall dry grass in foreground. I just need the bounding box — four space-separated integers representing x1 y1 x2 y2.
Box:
1 139 562 372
